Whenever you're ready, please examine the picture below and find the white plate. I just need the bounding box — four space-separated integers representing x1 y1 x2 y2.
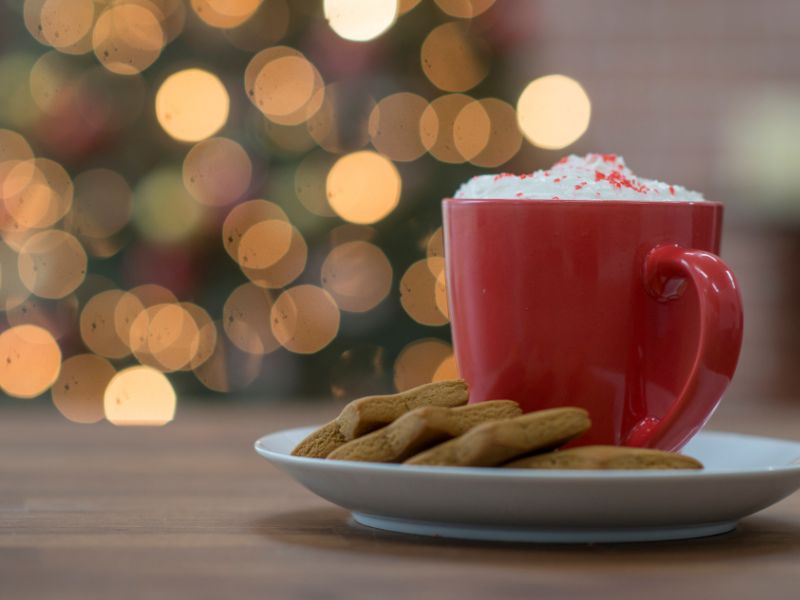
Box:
255 427 800 543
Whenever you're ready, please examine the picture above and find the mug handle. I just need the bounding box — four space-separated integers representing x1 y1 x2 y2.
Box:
624 244 744 450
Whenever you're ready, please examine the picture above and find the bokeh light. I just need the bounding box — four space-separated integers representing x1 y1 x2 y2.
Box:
245 47 324 126
128 303 201 372
420 93 474 163
180 302 217 370
104 365 176 426
432 353 459 381
516 74 591 150
398 0 423 14
134 167 205 243
400 257 449 326
129 282 178 307
452 98 491 161
326 151 401 224
434 0 495 18
222 199 288 261
462 98 522 167
18 230 87 299
183 137 252 207
241 226 308 289
394 338 453 392
254 57 322 124
237 219 294 269
223 282 280 355
191 0 263 29
368 93 431 162
321 240 392 312
156 69 229 142
323 0 398 42
421 22 489 92
92 3 165 75
80 289 142 359
295 151 337 217
0 324 62 398
271 284 340 354
3 158 73 229
39 0 95 51
426 227 444 260
51 354 115 424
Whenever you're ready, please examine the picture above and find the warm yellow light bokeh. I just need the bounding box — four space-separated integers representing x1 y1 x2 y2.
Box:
245 47 324 126
295 152 337 217
321 241 393 312
465 98 522 167
432 353 459 381
324 0 398 42
237 220 294 270
4 158 73 230
40 0 95 50
180 302 217 370
104 365 176 426
192 0 262 29
183 137 252 207
434 0 495 18
80 289 142 359
92 3 165 75
326 151 401 224
420 93 474 164
516 74 591 150
368 93 430 162
421 22 489 92
399 257 449 326
426 227 444 260
452 99 491 161
18 230 87 299
0 324 62 398
398 0 422 13
52 353 115 424
156 69 229 142
254 56 316 117
223 283 280 355
241 226 308 289
271 284 340 354
393 338 453 392
222 199 288 262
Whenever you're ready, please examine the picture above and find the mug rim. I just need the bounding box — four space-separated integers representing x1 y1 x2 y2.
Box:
444 197 723 208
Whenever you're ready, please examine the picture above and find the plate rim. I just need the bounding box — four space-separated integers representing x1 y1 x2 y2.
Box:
255 426 800 481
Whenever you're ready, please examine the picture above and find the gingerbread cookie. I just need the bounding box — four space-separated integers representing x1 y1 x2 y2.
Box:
291 379 469 458
328 400 522 463
404 407 590 467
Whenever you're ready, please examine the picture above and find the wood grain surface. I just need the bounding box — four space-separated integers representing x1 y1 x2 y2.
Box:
2 397 800 600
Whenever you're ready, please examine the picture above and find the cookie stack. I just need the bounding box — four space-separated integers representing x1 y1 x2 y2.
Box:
292 379 702 470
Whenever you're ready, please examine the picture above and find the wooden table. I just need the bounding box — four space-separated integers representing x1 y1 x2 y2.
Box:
2 397 800 599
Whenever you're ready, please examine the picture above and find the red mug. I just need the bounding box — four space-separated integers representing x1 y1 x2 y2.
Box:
443 198 743 451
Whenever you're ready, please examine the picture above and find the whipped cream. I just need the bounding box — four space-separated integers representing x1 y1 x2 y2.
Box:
454 154 705 202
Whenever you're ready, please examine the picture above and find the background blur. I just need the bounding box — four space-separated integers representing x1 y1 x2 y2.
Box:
0 0 798 425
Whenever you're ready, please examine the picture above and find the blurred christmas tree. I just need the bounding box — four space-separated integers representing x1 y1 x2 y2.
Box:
0 0 590 423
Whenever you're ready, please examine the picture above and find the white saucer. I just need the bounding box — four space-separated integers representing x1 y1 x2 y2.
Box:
255 427 800 543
